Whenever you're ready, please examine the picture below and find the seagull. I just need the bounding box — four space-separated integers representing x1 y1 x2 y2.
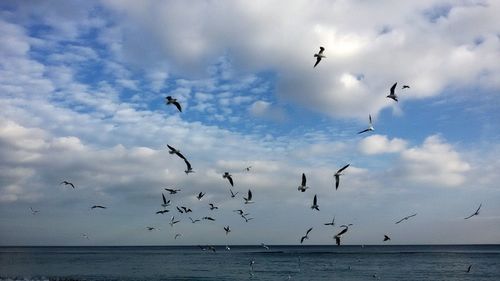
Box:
244 166 252 172
466 265 472 273
164 188 180 194
334 164 350 190
203 216 215 221
261 243 270 250
156 210 169 214
244 189 253 204
242 215 254 223
224 226 231 235
82 233 89 240
324 216 336 226
209 203 218 210
174 233 182 240
169 216 180 227
297 173 309 192
184 159 194 174
207 245 216 253
167 144 186 159
196 192 205 200
230 189 239 198
234 209 246 216
402 85 410 89
313 46 326 68
357 114 374 134
464 203 482 219
181 206 192 213
146 227 156 231
225 245 231 251
395 213 417 224
334 224 352 246
60 181 75 189
189 217 200 223
161 193 171 208
310 194 319 211
176 206 184 213
91 205 107 209
300 227 313 244
30 207 40 215
165 96 182 112
386 82 398 102
222 172 234 186
383 235 391 242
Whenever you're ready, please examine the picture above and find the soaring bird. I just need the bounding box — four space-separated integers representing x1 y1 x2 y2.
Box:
224 226 231 235
311 194 319 211
196 192 205 200
402 85 410 89
181 206 192 213
395 213 417 224
166 144 186 159
334 224 352 246
244 166 252 172
324 216 336 226
91 205 107 209
229 189 239 198
464 203 482 219
30 207 40 215
203 216 215 221
261 243 270 250
60 181 75 189
334 164 350 190
386 82 398 102
357 114 374 134
313 47 326 68
82 233 89 240
184 159 194 174
243 189 253 204
165 96 182 112
156 210 169 214
466 265 472 273
161 193 171 208
222 172 234 186
176 206 184 213
146 227 156 231
189 217 200 223
165 188 180 194
169 216 180 227
383 235 391 242
209 203 218 210
233 209 247 216
242 214 254 223
297 173 309 192
174 233 182 240
300 227 313 244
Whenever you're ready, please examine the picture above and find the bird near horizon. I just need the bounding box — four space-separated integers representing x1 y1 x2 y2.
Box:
300 227 313 244
261 243 270 250
60 181 75 189
165 96 182 112
357 114 374 134
464 203 482 219
313 46 326 68
383 235 391 242
386 82 398 102
174 233 182 240
224 226 231 235
395 213 417 224
169 216 180 227
334 224 352 246
230 189 239 198
298 173 309 192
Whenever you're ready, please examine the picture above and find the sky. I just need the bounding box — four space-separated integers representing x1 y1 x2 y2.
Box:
1 0 499 246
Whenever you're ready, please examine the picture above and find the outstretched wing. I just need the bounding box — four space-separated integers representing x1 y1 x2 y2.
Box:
172 101 182 112
337 164 350 174
228 176 234 187
390 82 397 94
313 56 322 68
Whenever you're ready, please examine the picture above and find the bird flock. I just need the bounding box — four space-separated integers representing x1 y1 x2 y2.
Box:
27 46 481 275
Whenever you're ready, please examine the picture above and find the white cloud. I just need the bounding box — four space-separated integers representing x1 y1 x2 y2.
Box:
249 100 286 121
359 134 407 155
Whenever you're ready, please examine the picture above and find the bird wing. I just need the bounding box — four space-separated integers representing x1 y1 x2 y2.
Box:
313 195 317 205
476 203 482 213
358 128 370 134
464 213 475 219
335 236 341 246
301 173 306 186
337 164 350 174
337 227 348 236
313 56 321 68
306 227 313 235
176 151 187 160
335 175 340 190
228 176 234 186
248 189 252 200
369 114 372 124
184 159 192 170
390 82 397 94
69 182 75 188
162 193 167 204
395 218 405 224
172 101 182 112
167 144 176 152
300 236 306 244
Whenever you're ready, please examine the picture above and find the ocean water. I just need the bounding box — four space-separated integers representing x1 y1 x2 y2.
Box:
1 245 499 280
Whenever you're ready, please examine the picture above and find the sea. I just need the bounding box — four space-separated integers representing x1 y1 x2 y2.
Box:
1 245 499 281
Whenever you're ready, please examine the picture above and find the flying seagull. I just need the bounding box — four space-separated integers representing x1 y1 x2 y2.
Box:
189 217 200 223
196 192 205 200
60 181 75 189
222 172 234 186
164 188 180 194
176 206 184 213
324 216 336 226
386 82 398 102
169 216 180 227
230 189 239 198
300 227 313 244
297 173 309 192
82 233 89 240
313 46 326 68
174 233 182 240
261 243 270 250
242 214 254 223
146 227 156 231
334 164 350 190
244 166 252 172
311 194 319 211
181 206 192 213
161 193 171 208
234 209 246 216
466 265 472 273
383 235 391 242
402 85 410 89
395 213 417 224
464 203 482 219
244 189 253 204
357 114 374 134
184 159 194 174
224 226 231 235
209 203 218 210
334 224 352 246
156 209 169 214
91 205 107 209
167 144 186 160
30 207 40 215
165 96 182 112
203 216 215 221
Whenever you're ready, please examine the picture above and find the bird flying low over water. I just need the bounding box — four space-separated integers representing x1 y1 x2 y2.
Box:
82 233 89 240
324 216 335 226
161 193 171 208
224 226 231 235
196 192 205 200
298 173 309 192
313 47 326 68
60 181 75 188
464 203 482 219
334 224 352 246
209 203 218 210
334 164 350 190
165 96 182 112
466 265 472 273
357 114 374 134
244 189 253 204
311 194 319 211
300 227 313 244
395 213 417 224
230 189 239 198
222 172 234 186
261 243 270 250
386 82 398 102
165 188 181 194
383 235 391 242
91 205 107 209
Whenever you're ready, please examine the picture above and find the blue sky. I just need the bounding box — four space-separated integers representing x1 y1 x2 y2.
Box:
1 0 499 246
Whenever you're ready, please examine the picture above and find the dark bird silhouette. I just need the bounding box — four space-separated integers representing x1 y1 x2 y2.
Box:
181 206 192 213
357 114 374 134
209 203 218 210
402 85 410 89
313 46 326 68
224 226 231 235
174 233 182 240
196 192 205 200
167 144 186 160
222 172 234 186
464 203 482 219
30 207 40 215
241 214 254 222
165 96 182 112
311 194 319 211
176 206 184 213
334 224 352 246
383 235 391 241
298 173 309 192
234 209 246 216
91 205 107 209
334 164 350 190
466 265 472 273
165 188 180 194
156 209 169 214
244 189 253 204
146 226 156 231
300 227 313 244
230 189 239 198
386 82 398 102
60 181 75 188
169 216 180 227
395 213 417 224
189 217 201 223
324 216 336 226
184 159 194 174
203 216 215 221
161 193 171 208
